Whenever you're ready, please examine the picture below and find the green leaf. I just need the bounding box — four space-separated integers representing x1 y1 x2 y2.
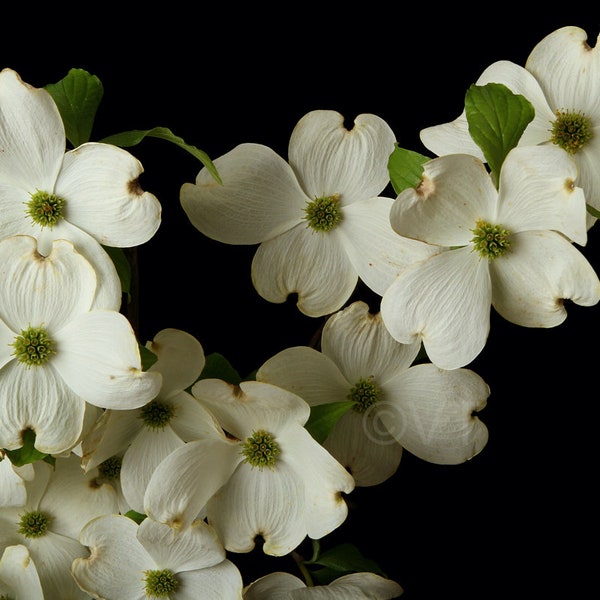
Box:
124 510 147 524
140 344 158 371
45 68 103 148
4 429 48 466
305 401 355 444
102 246 131 296
587 203 600 220
199 353 242 385
388 145 430 194
100 127 222 184
465 82 535 185
307 543 386 577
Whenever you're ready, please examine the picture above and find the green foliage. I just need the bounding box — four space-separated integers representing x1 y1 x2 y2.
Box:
4 429 47 467
465 82 535 186
124 510 147 524
140 344 158 371
305 541 387 585
199 352 242 385
102 245 132 297
305 401 355 444
45 68 103 148
388 145 430 194
101 127 222 184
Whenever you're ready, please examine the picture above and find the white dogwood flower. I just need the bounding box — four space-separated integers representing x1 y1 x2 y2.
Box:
81 328 222 514
257 301 489 486
0 545 44 600
0 451 33 507
144 379 355 556
0 235 162 455
380 146 600 370
0 67 162 308
419 26 600 228
72 514 244 599
181 109 437 317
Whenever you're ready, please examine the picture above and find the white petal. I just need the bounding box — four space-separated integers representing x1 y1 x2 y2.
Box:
40 453 119 539
169 390 226 442
324 410 403 487
321 301 421 384
0 361 85 454
176 560 243 599
256 346 351 407
491 230 600 326
389 154 497 247
73 514 152 599
0 545 44 599
498 145 587 244
576 132 600 220
339 196 440 294
56 142 161 246
181 143 307 244
526 26 600 115
144 438 241 530
207 462 307 556
0 236 96 332
0 457 29 507
288 110 396 202
0 68 64 191
53 310 162 410
252 224 357 317
243 571 306 598
191 379 310 439
137 517 225 572
282 426 354 540
381 364 489 464
120 427 185 514
326 572 404 599
381 247 492 370
146 328 205 397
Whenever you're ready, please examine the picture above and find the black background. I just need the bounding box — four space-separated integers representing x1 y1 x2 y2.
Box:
5 11 599 598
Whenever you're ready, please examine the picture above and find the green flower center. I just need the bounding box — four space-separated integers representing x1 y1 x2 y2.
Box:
11 326 55 367
98 456 122 481
349 377 380 413
17 510 51 538
241 429 281 470
550 109 593 155
471 219 511 259
304 193 342 232
26 190 65 228
140 400 175 430
144 569 178 597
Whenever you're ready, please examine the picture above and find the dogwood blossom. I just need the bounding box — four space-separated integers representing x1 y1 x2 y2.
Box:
0 235 162 454
0 544 44 600
0 454 119 599
81 327 221 514
380 145 600 370
0 67 162 308
180 109 437 317
72 514 244 599
419 26 600 229
144 378 355 556
0 451 33 507
242 571 403 599
256 301 489 486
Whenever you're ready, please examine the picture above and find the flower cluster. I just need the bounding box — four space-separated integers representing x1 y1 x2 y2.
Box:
1 24 599 599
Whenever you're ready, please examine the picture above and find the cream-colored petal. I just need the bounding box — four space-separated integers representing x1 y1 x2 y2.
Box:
181 143 307 244
288 110 396 203
0 545 44 599
251 224 357 318
176 560 244 599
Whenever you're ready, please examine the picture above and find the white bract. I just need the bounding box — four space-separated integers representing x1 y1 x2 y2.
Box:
419 26 600 229
144 379 355 556
0 545 44 600
243 571 403 599
0 451 33 507
72 514 244 600
0 235 162 454
257 301 490 486
180 109 437 317
380 146 600 370
0 67 162 308
0 454 119 599
81 328 222 514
